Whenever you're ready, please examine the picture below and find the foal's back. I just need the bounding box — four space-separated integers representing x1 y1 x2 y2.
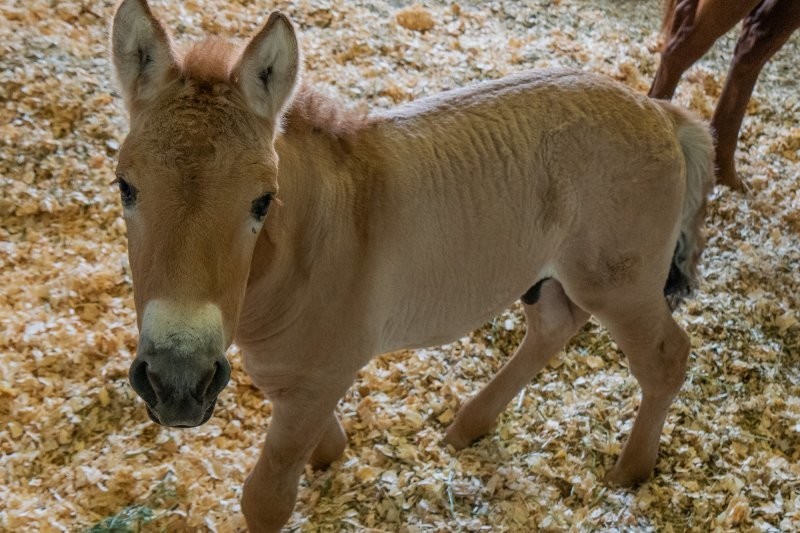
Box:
377 68 684 237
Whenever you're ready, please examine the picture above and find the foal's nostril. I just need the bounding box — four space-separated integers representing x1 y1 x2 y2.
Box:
193 359 231 401
207 357 232 400
194 364 217 401
129 359 158 407
129 351 231 425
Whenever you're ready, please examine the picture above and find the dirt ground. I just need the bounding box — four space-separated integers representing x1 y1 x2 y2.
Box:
1 0 798 531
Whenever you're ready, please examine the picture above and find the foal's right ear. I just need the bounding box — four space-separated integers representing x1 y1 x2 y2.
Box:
111 0 177 109
232 12 300 127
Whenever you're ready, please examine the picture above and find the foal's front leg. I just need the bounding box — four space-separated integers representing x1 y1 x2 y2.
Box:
309 412 347 469
241 385 349 532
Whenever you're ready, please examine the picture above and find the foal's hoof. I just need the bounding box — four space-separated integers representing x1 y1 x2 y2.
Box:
309 456 336 471
309 439 346 470
443 418 483 451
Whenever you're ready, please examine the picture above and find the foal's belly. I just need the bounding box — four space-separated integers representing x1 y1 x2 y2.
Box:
376 246 552 354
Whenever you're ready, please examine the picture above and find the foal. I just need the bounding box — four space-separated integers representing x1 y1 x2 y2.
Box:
110 1 713 530
650 0 800 189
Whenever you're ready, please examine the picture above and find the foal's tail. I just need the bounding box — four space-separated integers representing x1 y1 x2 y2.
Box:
658 101 715 308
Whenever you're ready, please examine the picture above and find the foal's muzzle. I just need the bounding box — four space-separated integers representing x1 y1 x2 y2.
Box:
129 350 231 428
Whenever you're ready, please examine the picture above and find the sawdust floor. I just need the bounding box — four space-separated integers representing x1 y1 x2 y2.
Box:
1 0 798 531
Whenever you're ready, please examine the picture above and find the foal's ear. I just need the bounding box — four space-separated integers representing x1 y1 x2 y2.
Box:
111 0 177 108
233 12 300 125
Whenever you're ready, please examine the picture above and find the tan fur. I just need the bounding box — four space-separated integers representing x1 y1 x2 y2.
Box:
181 38 238 82
284 85 370 138
111 2 714 531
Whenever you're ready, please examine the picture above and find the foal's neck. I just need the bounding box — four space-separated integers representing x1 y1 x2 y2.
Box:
274 87 387 253
239 88 387 341
240 84 482 348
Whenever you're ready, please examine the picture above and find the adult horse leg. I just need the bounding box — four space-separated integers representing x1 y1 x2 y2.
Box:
570 288 690 486
444 279 590 449
649 0 760 100
711 0 800 189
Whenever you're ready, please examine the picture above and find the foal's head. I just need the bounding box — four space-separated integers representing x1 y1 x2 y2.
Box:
111 0 299 426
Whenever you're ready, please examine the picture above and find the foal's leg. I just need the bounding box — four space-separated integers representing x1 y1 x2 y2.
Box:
309 412 347 469
649 0 761 99
444 279 590 449
711 0 800 189
242 384 349 533
581 294 691 486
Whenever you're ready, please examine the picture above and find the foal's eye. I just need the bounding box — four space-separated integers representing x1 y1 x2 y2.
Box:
251 193 273 221
115 176 137 207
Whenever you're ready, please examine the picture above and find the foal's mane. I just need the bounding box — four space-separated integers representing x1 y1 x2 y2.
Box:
180 39 369 140
283 85 370 139
181 38 237 83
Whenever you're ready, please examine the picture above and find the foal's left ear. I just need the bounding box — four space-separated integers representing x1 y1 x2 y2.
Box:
233 12 300 126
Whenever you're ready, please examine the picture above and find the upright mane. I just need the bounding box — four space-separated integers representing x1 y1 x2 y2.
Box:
283 84 371 139
181 38 239 83
180 39 371 141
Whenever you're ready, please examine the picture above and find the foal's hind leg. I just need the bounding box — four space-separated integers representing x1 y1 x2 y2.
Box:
577 292 690 486
444 279 590 449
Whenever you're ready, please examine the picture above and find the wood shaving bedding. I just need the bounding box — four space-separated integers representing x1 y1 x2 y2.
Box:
1 0 798 531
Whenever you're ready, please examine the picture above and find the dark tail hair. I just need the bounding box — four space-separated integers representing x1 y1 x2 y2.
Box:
657 100 715 309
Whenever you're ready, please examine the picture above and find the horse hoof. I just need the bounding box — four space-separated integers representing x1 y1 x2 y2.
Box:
718 175 747 192
603 465 652 488
715 162 747 192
